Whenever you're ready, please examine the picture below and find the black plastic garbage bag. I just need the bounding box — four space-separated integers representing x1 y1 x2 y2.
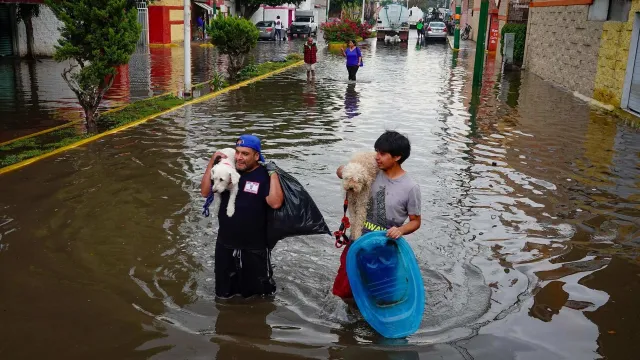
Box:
266 163 331 249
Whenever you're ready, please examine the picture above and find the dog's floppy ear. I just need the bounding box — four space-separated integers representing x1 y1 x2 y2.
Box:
213 155 222 166
229 171 240 185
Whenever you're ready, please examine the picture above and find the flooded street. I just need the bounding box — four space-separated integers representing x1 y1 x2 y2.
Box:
0 41 299 142
1 34 640 359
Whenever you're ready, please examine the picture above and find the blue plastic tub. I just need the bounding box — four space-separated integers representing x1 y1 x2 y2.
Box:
346 231 425 338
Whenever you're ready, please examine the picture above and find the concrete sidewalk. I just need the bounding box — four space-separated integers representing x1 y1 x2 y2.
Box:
447 35 473 50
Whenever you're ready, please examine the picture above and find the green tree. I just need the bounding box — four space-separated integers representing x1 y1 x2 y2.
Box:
45 0 141 133
16 4 40 60
207 14 258 80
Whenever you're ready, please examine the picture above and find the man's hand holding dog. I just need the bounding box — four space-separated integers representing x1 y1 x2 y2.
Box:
209 151 228 166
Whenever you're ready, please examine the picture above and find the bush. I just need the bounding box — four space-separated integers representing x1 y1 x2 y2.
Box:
209 71 228 91
500 23 527 65
207 14 259 80
237 62 259 81
321 18 371 43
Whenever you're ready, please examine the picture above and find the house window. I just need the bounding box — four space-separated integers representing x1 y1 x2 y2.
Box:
608 0 631 21
589 0 632 21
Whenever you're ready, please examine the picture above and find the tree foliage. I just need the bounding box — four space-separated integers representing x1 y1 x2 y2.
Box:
500 23 527 65
207 14 259 80
45 0 141 132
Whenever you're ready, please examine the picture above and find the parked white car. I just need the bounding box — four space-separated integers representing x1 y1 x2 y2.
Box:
426 21 448 41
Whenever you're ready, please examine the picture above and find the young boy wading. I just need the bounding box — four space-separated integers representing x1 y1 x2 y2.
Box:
333 131 422 299
200 135 284 299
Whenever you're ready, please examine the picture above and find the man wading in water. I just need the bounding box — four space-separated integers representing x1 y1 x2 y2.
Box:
200 135 284 298
303 36 318 81
333 131 422 300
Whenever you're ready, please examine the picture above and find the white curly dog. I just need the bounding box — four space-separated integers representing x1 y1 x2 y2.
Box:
341 151 378 240
210 148 241 217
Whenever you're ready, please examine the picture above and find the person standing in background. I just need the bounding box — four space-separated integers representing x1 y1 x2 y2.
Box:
416 19 424 41
197 15 205 41
303 36 317 81
342 40 362 82
275 16 283 41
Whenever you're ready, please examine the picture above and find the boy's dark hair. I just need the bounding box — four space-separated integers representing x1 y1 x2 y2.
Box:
374 131 411 164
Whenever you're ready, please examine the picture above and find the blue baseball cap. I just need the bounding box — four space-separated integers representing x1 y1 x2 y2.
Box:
236 134 265 162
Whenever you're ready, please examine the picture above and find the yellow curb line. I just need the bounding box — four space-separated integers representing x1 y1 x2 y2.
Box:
0 103 130 148
0 61 303 176
0 79 213 148
0 121 80 147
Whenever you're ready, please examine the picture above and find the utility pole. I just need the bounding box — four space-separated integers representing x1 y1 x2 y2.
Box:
184 0 191 96
472 0 489 87
453 0 460 50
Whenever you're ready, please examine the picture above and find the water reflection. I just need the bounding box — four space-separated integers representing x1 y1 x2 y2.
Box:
213 300 277 359
0 41 307 142
302 80 317 108
344 83 360 118
529 281 569 322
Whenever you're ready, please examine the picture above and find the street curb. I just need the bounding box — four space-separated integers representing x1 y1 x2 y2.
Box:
572 91 616 111
447 36 456 50
0 103 130 147
0 60 304 176
0 84 186 148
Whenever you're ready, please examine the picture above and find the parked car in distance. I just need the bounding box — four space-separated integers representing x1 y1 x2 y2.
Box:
256 20 276 40
426 21 448 41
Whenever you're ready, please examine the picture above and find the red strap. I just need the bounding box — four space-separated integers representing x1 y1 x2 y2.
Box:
334 198 351 248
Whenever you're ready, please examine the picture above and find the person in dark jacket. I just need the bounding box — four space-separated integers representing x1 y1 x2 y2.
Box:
303 36 317 81
200 135 284 299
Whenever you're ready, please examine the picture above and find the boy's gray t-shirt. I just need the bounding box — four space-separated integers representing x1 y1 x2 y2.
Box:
361 171 421 235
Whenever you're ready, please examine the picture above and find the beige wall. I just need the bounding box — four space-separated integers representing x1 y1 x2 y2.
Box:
525 5 603 98
155 0 183 6
170 8 185 43
471 0 480 41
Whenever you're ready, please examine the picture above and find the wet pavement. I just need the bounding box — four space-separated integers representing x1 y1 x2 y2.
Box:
0 40 300 143
1 32 640 359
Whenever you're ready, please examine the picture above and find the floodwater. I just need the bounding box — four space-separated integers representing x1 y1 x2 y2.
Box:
1 33 640 359
0 40 299 142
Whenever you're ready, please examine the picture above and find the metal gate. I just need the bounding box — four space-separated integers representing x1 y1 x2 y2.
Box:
627 32 640 113
0 4 14 56
136 2 149 50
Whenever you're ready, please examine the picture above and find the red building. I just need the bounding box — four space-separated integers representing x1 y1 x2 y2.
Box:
149 0 223 45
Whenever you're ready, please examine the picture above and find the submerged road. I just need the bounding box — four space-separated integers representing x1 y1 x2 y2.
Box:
1 35 639 359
